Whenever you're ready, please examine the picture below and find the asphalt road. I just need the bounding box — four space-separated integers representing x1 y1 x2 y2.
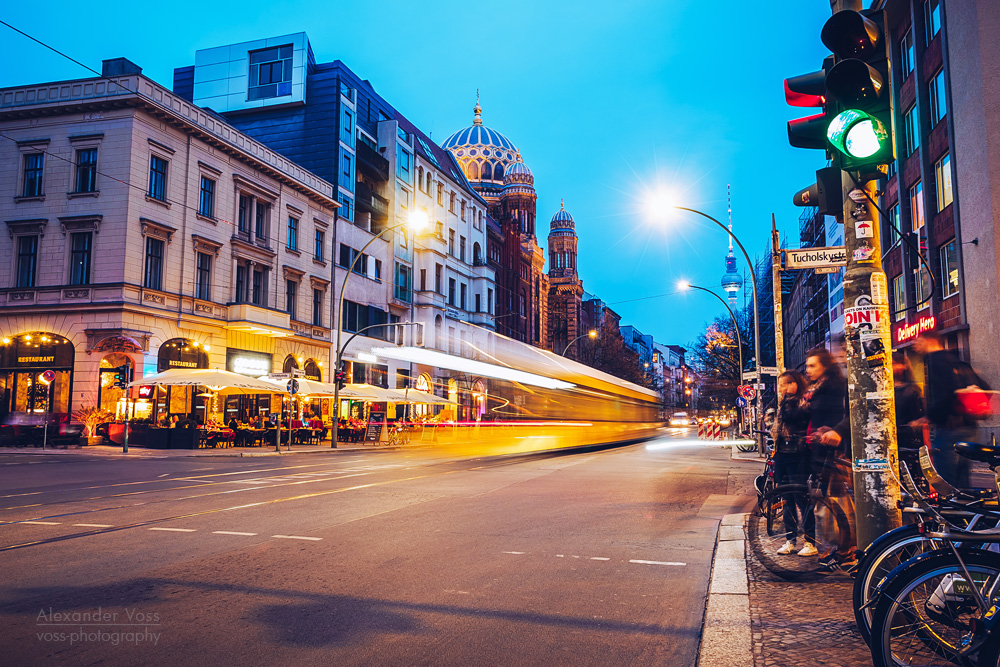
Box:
0 429 756 666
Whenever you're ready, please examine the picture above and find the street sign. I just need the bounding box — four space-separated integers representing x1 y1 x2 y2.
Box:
40 370 56 384
736 396 748 408
742 372 758 381
287 379 299 395
744 387 758 400
784 246 847 270
759 366 779 375
815 267 839 275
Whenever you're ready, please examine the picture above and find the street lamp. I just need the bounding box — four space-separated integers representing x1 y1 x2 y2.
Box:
561 329 597 356
651 198 763 445
331 210 431 447
677 280 745 433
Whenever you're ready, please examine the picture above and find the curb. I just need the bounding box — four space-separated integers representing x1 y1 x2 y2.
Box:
697 512 752 667
0 444 416 459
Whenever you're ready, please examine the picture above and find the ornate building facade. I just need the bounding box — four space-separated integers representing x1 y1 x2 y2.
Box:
443 98 547 348
547 202 585 359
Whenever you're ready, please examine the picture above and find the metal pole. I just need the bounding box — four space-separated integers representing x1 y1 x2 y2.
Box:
41 379 50 450
841 173 901 549
772 215 786 374
686 285 743 434
561 332 593 356
676 207 762 446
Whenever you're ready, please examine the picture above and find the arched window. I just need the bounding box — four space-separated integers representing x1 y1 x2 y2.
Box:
466 162 479 181
493 163 504 181
304 359 321 381
426 171 432 192
480 162 491 181
417 166 424 189
282 354 299 373
473 242 483 265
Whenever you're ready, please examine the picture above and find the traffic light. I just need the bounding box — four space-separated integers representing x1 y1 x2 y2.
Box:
820 9 894 170
334 369 347 390
785 57 835 153
792 166 845 217
113 365 133 389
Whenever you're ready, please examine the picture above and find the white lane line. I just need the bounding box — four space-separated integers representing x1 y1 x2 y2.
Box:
212 531 257 536
629 559 686 566
272 535 321 541
22 521 61 525
556 554 564 558
502 551 526 555
74 523 114 528
157 473 170 478
589 557 611 561
149 527 196 532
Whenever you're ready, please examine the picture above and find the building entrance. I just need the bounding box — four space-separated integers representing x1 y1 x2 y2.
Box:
0 333 74 421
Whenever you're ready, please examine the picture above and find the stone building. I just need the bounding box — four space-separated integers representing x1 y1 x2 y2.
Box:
0 59 337 423
546 202 584 359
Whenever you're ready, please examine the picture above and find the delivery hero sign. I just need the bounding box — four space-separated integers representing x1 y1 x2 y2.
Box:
844 304 885 330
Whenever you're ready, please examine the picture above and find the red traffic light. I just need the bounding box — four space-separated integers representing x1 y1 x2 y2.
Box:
784 71 826 107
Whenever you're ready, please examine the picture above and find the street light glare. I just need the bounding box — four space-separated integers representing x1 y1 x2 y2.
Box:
644 188 679 224
409 209 431 233
588 330 597 338
677 280 690 291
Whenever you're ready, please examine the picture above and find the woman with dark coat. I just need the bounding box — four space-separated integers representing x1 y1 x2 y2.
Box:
804 348 848 494
772 370 815 556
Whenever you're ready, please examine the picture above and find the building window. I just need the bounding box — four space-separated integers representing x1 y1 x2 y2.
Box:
903 106 919 157
69 232 92 286
255 201 269 243
144 237 164 291
459 236 466 262
915 265 931 310
199 176 215 218
22 153 44 198
285 279 297 319
449 192 455 213
460 283 467 311
248 45 292 100
397 147 411 181
449 229 455 256
475 293 481 313
338 194 354 222
195 252 212 300
940 240 959 298
910 181 925 231
341 109 353 144
287 216 298 251
374 258 382 281
935 154 953 212
448 277 456 306
148 155 167 201
885 202 901 248
252 268 264 306
435 263 442 294
74 148 98 193
315 230 325 262
339 243 367 275
891 271 905 318
341 153 353 191
16 235 38 288
460 201 466 221
900 31 914 78
393 262 411 302
436 183 443 205
312 289 323 326
400 189 409 211
925 0 941 43
488 288 493 314
238 195 251 234
235 265 246 303
929 69 947 126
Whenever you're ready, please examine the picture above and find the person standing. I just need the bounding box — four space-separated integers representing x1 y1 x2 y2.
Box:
913 332 988 489
772 371 815 556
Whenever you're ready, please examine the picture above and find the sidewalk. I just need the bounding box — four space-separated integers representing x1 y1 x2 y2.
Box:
0 442 409 458
699 511 870 667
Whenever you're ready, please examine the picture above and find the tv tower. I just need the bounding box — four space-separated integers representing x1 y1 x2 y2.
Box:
720 185 743 305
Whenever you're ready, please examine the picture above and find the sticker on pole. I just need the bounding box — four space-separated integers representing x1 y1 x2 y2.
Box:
853 242 875 262
855 220 874 239
848 189 868 203
853 457 891 473
870 273 888 305
844 304 885 330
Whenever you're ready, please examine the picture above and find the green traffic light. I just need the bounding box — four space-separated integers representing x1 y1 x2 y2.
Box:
827 109 888 159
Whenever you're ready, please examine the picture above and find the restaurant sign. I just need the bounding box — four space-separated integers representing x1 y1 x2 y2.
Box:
895 315 937 344
227 349 272 377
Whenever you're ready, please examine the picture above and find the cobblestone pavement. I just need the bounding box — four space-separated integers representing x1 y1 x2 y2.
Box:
746 539 871 666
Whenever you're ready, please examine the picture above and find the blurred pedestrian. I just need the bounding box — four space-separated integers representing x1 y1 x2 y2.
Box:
771 370 815 557
913 332 990 489
804 348 848 485
892 352 925 481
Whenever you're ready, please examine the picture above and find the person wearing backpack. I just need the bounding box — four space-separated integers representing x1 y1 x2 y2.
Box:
913 332 990 488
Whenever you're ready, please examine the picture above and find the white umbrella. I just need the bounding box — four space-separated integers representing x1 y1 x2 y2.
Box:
402 389 456 405
257 377 377 399
344 384 411 403
135 368 283 395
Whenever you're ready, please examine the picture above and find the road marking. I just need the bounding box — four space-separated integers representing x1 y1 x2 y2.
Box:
74 523 113 528
502 551 525 555
157 474 170 478
149 527 196 532
272 535 321 541
22 521 61 525
212 531 257 536
556 554 564 558
589 557 611 561
629 559 686 566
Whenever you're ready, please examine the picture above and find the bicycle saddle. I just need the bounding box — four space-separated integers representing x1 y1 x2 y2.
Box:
955 441 1000 466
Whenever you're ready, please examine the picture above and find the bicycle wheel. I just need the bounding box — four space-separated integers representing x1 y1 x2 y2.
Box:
747 484 851 582
869 548 1000 667
853 524 937 646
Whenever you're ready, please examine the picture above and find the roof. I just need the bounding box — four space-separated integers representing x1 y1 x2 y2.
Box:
394 111 486 206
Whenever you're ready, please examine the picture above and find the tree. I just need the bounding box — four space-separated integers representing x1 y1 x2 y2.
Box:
689 310 754 413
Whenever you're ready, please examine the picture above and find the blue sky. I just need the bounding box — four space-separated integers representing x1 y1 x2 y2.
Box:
0 0 835 351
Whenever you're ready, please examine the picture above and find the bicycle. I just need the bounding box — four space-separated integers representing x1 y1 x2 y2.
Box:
866 441 1000 667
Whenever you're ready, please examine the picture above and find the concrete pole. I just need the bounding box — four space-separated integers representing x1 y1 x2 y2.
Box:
772 215 785 374
841 173 901 549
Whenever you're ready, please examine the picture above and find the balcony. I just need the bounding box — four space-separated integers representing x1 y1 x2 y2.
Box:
356 142 390 181
356 181 389 222
225 303 291 337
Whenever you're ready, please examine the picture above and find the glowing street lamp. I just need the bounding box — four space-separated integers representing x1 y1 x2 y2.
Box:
331 210 432 447
561 329 598 357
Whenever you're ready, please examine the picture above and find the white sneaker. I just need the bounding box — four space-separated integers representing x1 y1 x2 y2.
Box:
777 540 797 555
798 542 819 557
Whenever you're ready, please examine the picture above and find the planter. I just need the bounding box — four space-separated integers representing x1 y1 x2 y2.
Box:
86 436 104 446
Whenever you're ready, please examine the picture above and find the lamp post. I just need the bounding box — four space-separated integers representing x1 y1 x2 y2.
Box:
331 211 430 447
561 329 597 357
672 205 762 447
678 281 745 433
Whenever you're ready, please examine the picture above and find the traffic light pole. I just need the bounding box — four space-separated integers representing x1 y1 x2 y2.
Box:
840 172 901 549
771 216 785 374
